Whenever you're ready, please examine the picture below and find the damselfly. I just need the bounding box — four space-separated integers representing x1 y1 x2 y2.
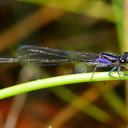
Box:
0 45 128 76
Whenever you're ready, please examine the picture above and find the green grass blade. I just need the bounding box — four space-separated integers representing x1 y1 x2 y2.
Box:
0 72 128 99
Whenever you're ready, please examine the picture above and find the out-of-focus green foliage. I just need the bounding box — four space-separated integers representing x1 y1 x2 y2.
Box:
19 0 115 22
52 86 110 122
112 0 123 49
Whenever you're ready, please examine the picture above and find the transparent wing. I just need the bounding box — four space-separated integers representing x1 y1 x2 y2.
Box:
17 45 99 66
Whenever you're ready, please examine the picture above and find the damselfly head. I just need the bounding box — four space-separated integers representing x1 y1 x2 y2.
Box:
120 52 128 64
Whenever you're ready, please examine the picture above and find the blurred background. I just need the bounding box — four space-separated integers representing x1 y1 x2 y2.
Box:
0 0 127 128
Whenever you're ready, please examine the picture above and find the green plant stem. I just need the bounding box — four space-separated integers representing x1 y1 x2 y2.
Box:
0 72 128 99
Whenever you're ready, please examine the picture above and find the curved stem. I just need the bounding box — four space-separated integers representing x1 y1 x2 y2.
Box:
0 71 127 99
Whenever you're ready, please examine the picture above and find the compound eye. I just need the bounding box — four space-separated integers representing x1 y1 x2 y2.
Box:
121 52 128 63
123 52 128 62
126 56 128 62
